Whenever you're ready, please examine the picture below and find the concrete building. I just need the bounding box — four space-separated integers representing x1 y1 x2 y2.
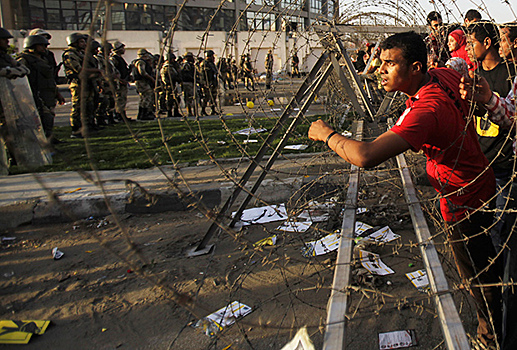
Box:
0 0 337 77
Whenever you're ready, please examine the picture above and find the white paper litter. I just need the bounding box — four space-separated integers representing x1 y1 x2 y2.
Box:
356 207 368 214
270 108 282 111
406 270 430 291
303 232 340 257
355 221 373 236
342 130 353 138
298 209 329 223
233 204 288 227
277 221 312 232
243 139 258 143
363 226 400 243
205 301 252 328
284 144 309 150
52 247 64 260
378 330 416 349
233 127 267 135
359 250 394 275
281 327 315 350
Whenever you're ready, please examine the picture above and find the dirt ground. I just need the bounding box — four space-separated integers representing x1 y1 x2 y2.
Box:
0 157 480 350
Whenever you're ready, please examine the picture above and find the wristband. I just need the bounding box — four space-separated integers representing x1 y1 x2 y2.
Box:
325 131 338 147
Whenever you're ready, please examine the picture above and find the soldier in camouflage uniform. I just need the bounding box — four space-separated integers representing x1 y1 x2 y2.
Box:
0 28 30 174
110 40 131 121
160 52 183 119
199 50 220 116
180 52 196 118
133 49 155 120
17 35 60 141
95 42 119 125
265 49 273 89
62 33 102 137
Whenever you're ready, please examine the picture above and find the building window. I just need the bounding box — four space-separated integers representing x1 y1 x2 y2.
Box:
247 11 275 31
310 0 321 13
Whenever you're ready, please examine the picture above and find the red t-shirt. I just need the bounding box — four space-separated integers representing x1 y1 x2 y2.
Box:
390 68 495 222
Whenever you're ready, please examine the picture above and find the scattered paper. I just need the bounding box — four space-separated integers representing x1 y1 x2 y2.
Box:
217 140 227 145
281 327 315 350
52 247 64 260
284 144 308 150
277 221 312 232
1 237 16 242
298 209 328 223
356 207 367 214
406 270 430 292
254 235 277 247
270 108 282 111
378 330 417 349
195 301 252 336
243 139 258 144
233 127 267 136
302 231 340 257
233 204 288 227
342 130 353 138
359 250 394 275
363 226 400 243
0 320 50 344
355 221 373 236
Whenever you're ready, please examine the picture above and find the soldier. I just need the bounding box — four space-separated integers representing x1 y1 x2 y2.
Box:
28 28 65 104
95 42 119 125
199 50 220 116
17 35 61 142
241 54 255 91
62 33 102 138
160 52 183 119
0 28 30 173
265 49 273 89
180 52 196 118
110 40 131 121
291 52 300 78
230 57 238 89
217 57 229 90
133 49 155 120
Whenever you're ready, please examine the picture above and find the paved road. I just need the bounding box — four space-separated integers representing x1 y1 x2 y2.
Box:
54 80 330 128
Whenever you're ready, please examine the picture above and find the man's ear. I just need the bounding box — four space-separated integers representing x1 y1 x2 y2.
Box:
484 36 492 49
411 61 423 74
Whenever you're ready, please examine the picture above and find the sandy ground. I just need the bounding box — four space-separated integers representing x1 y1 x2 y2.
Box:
0 155 480 350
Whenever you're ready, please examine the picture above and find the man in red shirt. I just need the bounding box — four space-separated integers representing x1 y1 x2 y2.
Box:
309 31 502 347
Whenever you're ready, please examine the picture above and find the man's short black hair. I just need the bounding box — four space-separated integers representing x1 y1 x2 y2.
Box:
468 21 500 49
427 11 442 25
465 9 481 21
501 22 517 43
380 31 428 73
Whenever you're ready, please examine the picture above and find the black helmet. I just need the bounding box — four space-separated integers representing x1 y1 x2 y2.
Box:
90 40 101 50
66 33 86 46
23 35 49 49
205 49 215 57
100 42 113 52
29 28 51 40
0 28 13 39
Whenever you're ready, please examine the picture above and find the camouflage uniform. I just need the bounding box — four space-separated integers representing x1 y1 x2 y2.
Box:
133 49 155 120
110 42 130 120
265 51 273 89
95 46 118 124
199 51 219 115
180 53 196 117
160 56 183 118
62 44 96 134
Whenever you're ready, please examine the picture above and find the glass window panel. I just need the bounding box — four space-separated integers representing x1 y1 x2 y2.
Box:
47 9 60 22
61 0 75 9
76 1 90 10
46 0 60 8
46 22 62 30
29 7 46 28
111 3 124 11
125 11 141 29
77 10 91 30
29 0 44 8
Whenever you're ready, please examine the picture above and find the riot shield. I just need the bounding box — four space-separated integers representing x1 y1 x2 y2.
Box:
0 76 52 170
